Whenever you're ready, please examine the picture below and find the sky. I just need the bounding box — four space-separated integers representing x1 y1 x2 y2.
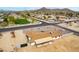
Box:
0 7 79 11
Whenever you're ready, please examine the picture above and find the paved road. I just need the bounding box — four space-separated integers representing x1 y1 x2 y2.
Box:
49 23 79 36
0 22 49 32
0 19 79 36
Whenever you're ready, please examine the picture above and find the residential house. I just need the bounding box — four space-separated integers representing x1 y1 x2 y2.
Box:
26 29 62 47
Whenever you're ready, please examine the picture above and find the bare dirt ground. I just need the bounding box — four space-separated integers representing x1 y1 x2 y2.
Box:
16 34 79 52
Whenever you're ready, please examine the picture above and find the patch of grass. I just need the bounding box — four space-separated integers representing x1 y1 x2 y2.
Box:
15 19 30 24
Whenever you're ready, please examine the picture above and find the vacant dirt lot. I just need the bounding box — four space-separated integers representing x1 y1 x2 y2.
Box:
17 34 79 52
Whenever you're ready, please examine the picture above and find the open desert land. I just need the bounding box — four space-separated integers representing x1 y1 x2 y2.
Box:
58 22 79 32
16 34 79 52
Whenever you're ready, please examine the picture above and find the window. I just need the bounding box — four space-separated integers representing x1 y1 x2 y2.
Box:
21 43 28 48
11 32 15 38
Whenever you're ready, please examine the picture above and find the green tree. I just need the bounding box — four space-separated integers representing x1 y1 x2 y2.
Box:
56 16 59 20
3 16 8 25
7 16 15 24
27 12 31 17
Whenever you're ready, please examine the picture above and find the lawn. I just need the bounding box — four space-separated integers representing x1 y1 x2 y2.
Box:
15 19 30 24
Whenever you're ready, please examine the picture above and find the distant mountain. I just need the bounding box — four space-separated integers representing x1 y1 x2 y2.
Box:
0 7 76 13
0 7 79 17
30 7 78 16
37 7 75 12
37 7 50 10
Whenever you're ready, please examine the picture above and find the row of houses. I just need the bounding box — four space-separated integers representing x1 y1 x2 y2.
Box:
35 14 79 22
35 14 70 21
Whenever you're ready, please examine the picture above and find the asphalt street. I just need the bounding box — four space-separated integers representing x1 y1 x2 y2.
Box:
0 19 79 36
